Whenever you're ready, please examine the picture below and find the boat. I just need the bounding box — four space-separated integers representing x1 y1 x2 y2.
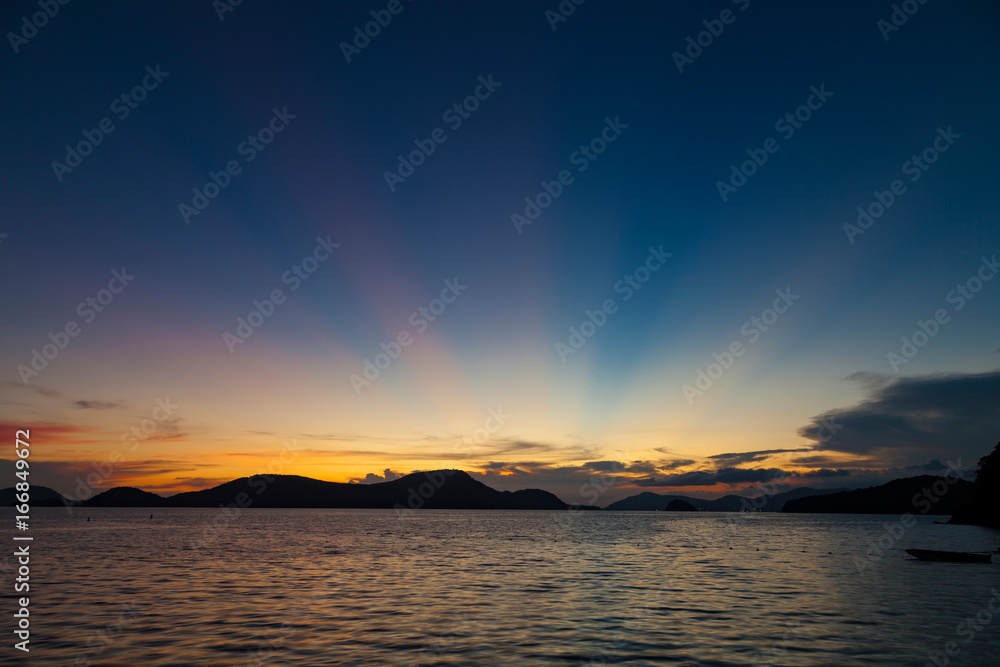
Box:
904 549 992 563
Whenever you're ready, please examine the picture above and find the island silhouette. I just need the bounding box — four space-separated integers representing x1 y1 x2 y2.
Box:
54 470 599 511
5 442 997 521
664 499 698 511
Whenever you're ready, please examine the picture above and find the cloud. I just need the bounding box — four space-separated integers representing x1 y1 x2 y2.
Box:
5 383 128 410
583 460 621 472
138 417 188 442
293 431 388 442
0 421 102 445
634 472 710 487
73 400 122 410
351 468 402 484
798 468 853 478
844 371 892 392
486 440 559 456
787 458 972 488
707 448 811 467
469 461 640 505
633 465 872 488
635 467 796 487
791 454 853 467
0 457 220 498
798 369 1000 466
322 437 597 463
659 458 696 470
470 457 822 504
9 383 67 401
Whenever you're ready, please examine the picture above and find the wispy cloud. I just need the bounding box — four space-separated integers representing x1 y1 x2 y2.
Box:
659 458 697 470
0 457 221 498
707 448 812 467
0 420 102 445
73 400 123 410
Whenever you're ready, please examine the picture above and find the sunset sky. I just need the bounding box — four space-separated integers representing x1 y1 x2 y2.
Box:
1 1 998 504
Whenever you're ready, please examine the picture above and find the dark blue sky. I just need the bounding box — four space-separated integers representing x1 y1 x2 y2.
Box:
2 0 998 499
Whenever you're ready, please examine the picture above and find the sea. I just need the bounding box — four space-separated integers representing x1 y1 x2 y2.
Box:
6 508 1000 666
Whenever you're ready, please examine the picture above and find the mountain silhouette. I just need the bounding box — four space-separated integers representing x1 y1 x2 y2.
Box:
664 499 698 511
0 485 70 507
82 486 170 507
78 470 596 510
782 475 972 515
949 441 1000 528
605 486 842 512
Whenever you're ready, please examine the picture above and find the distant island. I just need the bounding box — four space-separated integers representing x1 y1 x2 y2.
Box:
782 475 972 515
4 462 992 518
3 470 599 512
0 485 68 507
606 486 843 512
607 474 977 516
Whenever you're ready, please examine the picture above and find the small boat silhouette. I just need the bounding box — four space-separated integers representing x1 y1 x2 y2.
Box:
904 549 992 563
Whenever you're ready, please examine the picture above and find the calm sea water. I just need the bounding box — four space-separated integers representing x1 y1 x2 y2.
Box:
5 508 1000 666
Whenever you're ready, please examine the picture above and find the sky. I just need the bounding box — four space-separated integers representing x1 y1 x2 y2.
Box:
1 1 998 505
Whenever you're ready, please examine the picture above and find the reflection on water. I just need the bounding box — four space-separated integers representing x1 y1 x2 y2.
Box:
10 508 1000 665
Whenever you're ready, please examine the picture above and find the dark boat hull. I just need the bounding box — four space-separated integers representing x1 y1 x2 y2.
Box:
905 549 992 563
